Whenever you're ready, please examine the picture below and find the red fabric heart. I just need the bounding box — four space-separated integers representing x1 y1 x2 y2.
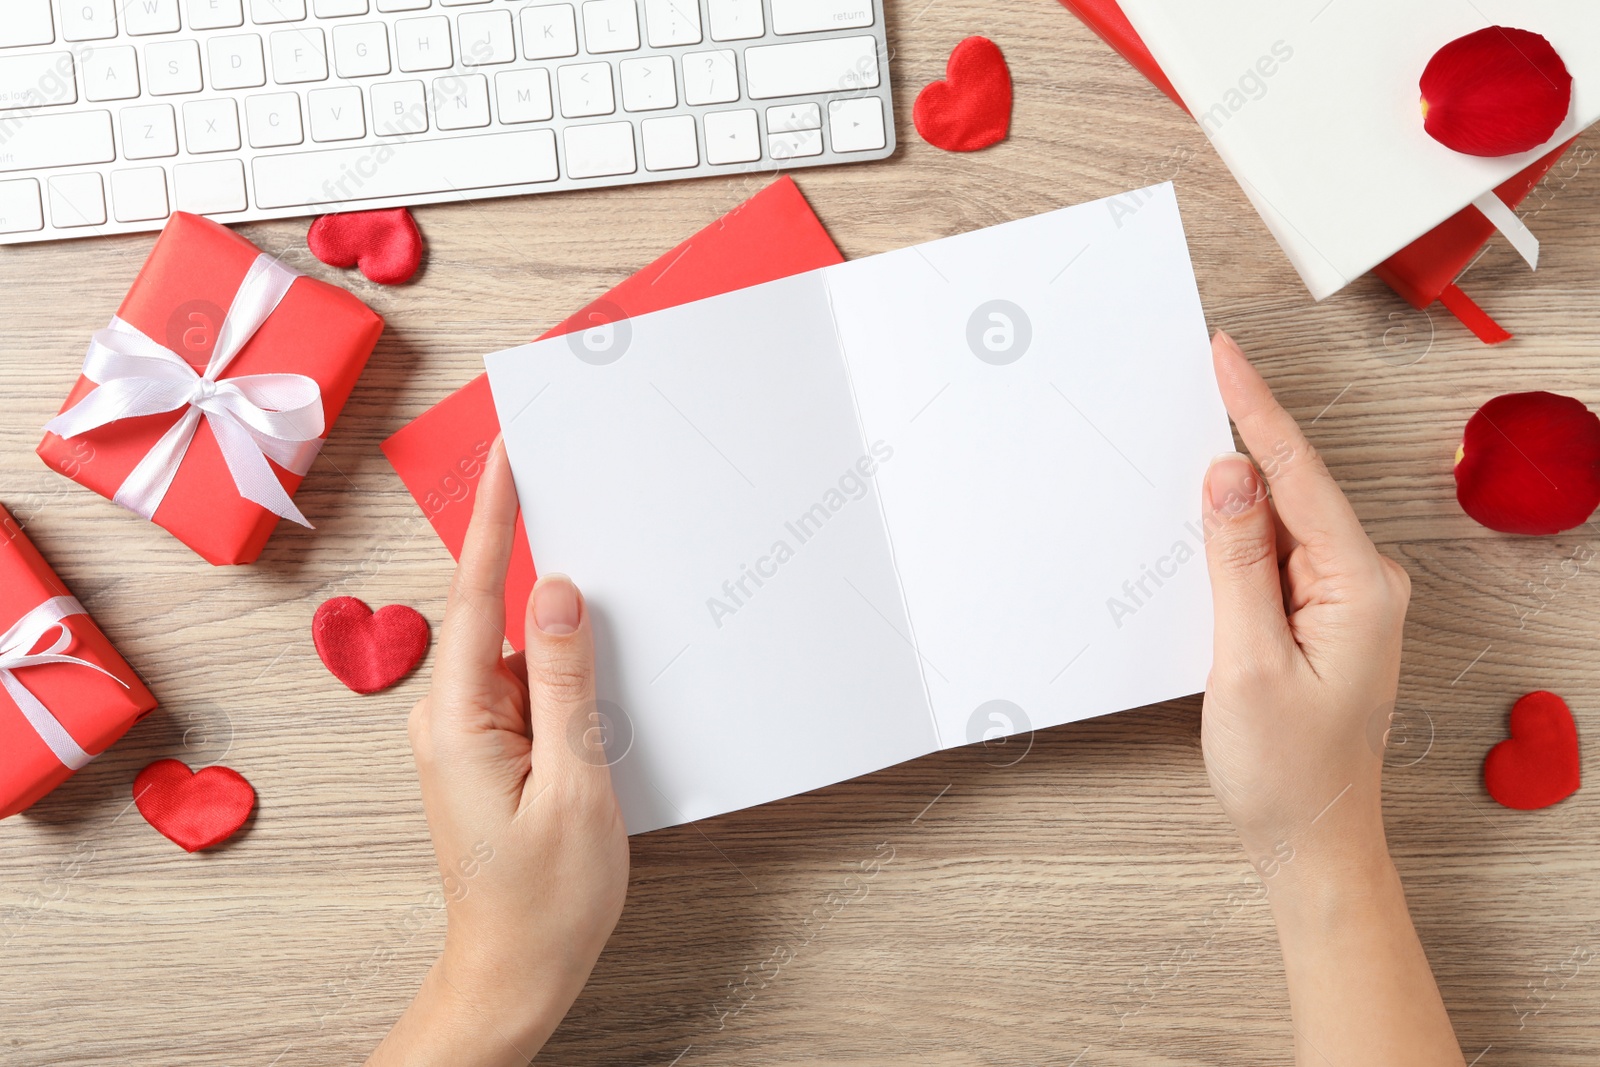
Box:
914 36 1012 153
1484 690 1581 810
307 207 424 285
134 759 256 852
1454 392 1600 535
313 596 429 694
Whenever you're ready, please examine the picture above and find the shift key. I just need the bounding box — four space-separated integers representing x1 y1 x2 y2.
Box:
0 112 116 173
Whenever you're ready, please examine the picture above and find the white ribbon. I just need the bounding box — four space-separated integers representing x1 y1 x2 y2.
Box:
0 597 126 771
44 254 324 527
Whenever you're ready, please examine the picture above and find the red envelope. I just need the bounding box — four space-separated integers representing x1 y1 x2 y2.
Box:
383 177 844 648
38 212 385 565
1 506 158 819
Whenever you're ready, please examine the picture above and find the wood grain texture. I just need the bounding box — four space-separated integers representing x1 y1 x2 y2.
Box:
4 3 1600 1063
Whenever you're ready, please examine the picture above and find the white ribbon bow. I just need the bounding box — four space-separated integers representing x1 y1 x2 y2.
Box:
44 254 324 527
0 597 126 771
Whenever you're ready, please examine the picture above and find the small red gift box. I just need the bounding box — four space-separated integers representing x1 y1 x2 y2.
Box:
37 212 384 565
1 506 158 819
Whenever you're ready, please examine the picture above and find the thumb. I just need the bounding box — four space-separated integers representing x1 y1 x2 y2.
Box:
524 574 615 787
1202 453 1293 666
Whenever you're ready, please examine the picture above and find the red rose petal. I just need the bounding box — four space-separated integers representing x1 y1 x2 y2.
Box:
1421 26 1572 157
1455 391 1600 535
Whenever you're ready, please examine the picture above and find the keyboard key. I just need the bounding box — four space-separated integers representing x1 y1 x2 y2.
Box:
495 68 551 122
315 0 369 14
0 179 44 233
371 79 427 133
271 28 329 83
61 0 118 41
768 127 820 158
433 73 490 129
620 55 674 112
439 0 490 5
333 23 391 77
253 129 557 207
48 173 106 226
251 0 308 23
0 111 114 173
308 85 365 140
122 103 180 158
563 121 634 178
174 158 248 213
85 47 140 101
125 0 182 36
0 2 55 48
183 98 241 152
111 167 170 222
582 0 639 53
707 0 761 41
209 35 267 89
827 95 882 151
377 0 429 9
744 35 877 99
521 5 577 60
458 10 514 66
682 49 737 106
0 54 77 110
703 107 757 164
396 16 452 71
146 40 203 95
766 101 819 131
187 0 244 30
641 114 695 170
246 92 304 147
557 62 613 118
643 0 700 47
770 0 871 35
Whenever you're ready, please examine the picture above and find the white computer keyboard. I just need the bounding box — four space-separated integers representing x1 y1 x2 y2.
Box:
0 0 894 245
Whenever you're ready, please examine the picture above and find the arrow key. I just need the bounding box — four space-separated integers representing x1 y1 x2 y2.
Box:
828 95 884 152
704 107 758 164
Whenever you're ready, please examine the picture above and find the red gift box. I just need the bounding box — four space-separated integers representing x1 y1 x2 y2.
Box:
37 212 385 565
1 506 158 819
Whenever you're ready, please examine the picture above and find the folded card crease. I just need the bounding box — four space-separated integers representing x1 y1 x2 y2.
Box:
487 183 1234 834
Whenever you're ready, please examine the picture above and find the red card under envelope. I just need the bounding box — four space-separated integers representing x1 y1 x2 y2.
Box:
383 177 844 648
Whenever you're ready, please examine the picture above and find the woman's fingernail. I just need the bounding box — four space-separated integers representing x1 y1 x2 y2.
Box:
1207 452 1263 517
532 573 582 635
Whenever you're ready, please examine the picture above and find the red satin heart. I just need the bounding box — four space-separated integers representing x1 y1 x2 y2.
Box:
307 207 424 285
914 36 1012 153
313 596 429 694
134 759 256 852
1484 690 1582 810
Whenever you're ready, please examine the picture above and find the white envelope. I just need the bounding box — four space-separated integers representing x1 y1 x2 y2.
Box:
1119 1 1600 299
487 183 1234 833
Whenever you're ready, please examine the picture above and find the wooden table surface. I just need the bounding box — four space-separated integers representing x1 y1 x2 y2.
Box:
4 3 1600 1064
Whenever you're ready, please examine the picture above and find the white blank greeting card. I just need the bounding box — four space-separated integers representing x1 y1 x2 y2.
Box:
487 183 1234 834
1118 1 1600 299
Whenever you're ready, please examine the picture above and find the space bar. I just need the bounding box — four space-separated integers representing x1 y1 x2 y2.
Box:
253 130 559 209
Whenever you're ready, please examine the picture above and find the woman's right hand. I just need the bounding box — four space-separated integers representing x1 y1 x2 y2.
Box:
1198 330 1412 873
1199 331 1462 1067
